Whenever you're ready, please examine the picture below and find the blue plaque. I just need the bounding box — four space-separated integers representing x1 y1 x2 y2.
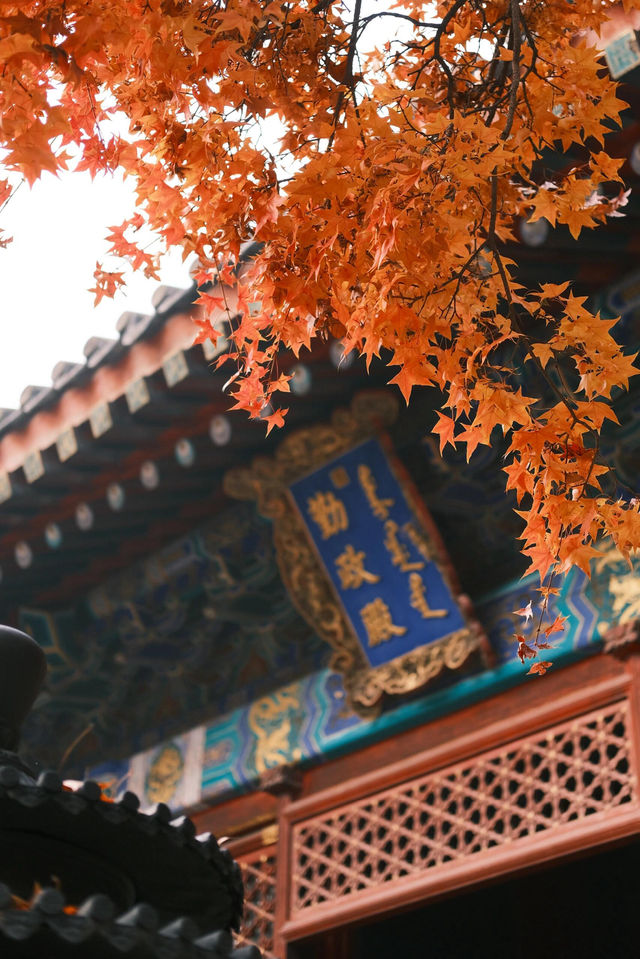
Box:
290 438 466 668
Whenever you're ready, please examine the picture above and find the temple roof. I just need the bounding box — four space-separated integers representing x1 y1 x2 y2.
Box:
0 275 391 617
0 894 259 959
0 754 247 939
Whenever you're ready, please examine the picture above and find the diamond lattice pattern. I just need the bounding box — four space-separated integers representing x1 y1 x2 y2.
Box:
237 851 278 958
292 704 635 912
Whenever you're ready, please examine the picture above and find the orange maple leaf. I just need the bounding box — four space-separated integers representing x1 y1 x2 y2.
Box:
432 411 457 454
527 661 553 676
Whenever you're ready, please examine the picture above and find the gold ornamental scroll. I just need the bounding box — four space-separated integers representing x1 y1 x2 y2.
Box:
224 392 490 717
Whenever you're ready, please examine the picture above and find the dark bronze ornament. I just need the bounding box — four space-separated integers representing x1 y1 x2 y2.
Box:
0 624 259 959
0 624 46 752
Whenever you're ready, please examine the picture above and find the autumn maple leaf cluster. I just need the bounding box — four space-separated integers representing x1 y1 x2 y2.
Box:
1 0 639 583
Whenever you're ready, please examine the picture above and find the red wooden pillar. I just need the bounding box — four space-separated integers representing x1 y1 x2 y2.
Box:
260 766 302 959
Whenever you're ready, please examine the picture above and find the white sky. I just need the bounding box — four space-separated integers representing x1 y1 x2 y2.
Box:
0 170 192 410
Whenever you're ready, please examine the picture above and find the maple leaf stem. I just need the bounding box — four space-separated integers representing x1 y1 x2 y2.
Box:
359 13 440 33
579 445 601 500
431 0 469 116
0 178 22 216
519 13 540 76
551 358 579 412
501 0 522 142
485 181 590 437
532 577 551 645
345 0 362 81
488 173 499 247
488 233 588 432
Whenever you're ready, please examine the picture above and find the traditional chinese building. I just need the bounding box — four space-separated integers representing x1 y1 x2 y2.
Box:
2 23 640 959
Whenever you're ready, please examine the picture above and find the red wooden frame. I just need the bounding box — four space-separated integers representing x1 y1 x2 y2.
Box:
279 649 640 945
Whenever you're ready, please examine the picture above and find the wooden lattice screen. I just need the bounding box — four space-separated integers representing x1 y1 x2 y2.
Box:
281 696 640 941
236 846 278 959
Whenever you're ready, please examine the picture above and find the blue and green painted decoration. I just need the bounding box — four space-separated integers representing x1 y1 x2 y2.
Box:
84 548 636 813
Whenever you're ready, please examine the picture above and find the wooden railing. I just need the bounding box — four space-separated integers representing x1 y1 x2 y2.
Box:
278 652 640 945
195 650 640 955
234 842 279 959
